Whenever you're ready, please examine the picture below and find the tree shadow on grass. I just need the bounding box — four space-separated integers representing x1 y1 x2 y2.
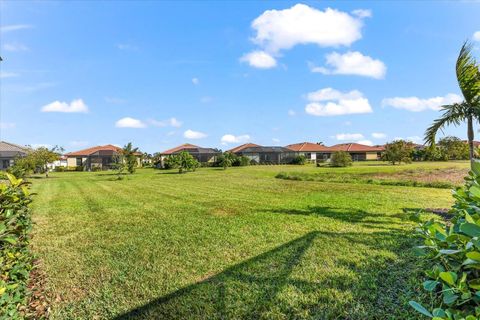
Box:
113 228 420 319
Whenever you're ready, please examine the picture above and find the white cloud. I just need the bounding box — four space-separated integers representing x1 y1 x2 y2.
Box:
0 71 19 78
0 122 15 129
288 109 296 116
221 134 251 144
250 4 367 53
240 50 277 69
2 42 29 52
105 97 127 104
311 51 386 79
473 31 480 42
41 99 89 113
335 133 364 141
372 132 386 139
382 93 462 112
352 9 372 18
357 139 373 146
115 117 146 128
192 78 199 85
184 129 207 139
148 117 182 128
305 88 373 116
0 24 32 33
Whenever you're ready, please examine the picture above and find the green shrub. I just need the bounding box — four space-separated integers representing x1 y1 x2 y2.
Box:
290 155 307 165
232 155 250 167
54 166 65 172
0 173 34 318
66 166 83 172
330 151 352 167
410 160 480 319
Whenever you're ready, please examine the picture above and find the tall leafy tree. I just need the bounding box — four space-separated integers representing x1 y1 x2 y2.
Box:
121 142 139 174
425 41 480 165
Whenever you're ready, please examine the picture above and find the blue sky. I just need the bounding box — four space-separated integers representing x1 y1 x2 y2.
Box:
1 1 479 153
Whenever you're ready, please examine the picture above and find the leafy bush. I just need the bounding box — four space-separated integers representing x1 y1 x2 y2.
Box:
290 155 307 165
383 140 414 165
215 152 235 170
330 151 352 167
410 160 480 319
232 155 250 167
54 166 65 172
66 166 83 172
0 173 34 318
164 151 199 173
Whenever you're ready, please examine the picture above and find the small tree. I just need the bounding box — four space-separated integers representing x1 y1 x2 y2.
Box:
176 151 199 173
232 155 250 167
437 136 469 160
330 151 352 167
217 152 235 170
25 146 63 178
121 142 139 174
291 155 307 165
111 153 126 180
383 140 414 165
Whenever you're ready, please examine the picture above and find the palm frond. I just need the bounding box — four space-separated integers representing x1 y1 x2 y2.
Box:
456 41 480 107
424 102 468 145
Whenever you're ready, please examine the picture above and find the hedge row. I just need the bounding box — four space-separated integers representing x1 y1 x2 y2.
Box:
0 173 34 319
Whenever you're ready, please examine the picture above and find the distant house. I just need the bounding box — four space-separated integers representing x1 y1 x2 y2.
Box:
65 144 141 171
0 141 30 170
330 143 385 161
285 142 332 162
229 143 295 164
159 143 220 165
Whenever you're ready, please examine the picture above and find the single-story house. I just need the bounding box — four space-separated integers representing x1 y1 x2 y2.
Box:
0 141 30 170
329 143 385 161
159 143 220 165
228 143 295 164
285 142 332 162
65 144 141 170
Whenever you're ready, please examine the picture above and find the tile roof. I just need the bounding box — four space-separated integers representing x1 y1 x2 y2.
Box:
227 143 261 153
238 146 293 153
0 141 30 153
285 142 332 152
161 143 219 155
329 143 385 152
65 144 121 156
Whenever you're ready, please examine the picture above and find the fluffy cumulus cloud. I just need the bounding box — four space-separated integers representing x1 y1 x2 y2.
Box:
371 132 387 139
240 51 277 69
115 117 146 128
41 99 89 113
192 77 199 85
148 117 182 128
474 31 480 42
221 134 251 144
357 140 373 146
382 93 462 112
242 4 370 68
184 129 207 139
305 88 373 116
335 133 364 141
311 51 386 79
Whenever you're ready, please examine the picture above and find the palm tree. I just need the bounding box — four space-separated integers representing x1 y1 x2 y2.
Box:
425 41 480 165
121 142 139 174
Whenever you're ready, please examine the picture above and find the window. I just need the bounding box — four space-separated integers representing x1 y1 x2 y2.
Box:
2 160 9 168
76 158 83 166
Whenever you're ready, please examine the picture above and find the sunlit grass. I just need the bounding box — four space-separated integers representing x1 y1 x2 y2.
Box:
30 163 461 319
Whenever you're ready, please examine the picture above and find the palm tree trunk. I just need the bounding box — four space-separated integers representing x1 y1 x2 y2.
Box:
468 114 474 166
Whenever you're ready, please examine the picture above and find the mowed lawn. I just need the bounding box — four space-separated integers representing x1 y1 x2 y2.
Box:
30 162 468 319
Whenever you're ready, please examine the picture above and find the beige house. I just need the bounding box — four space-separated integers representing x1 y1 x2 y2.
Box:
65 145 142 170
329 143 385 161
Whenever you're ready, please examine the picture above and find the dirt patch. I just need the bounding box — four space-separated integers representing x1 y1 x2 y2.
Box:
370 167 468 186
25 259 50 319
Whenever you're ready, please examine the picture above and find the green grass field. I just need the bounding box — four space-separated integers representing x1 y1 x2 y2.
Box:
30 162 469 319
